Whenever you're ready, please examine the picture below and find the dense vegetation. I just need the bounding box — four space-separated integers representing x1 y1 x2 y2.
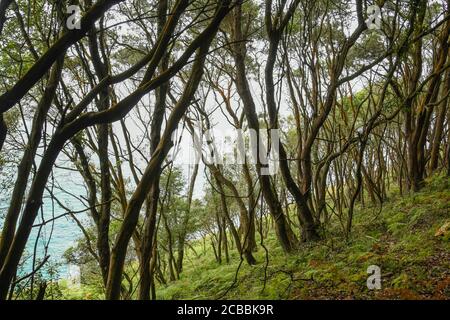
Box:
0 0 449 300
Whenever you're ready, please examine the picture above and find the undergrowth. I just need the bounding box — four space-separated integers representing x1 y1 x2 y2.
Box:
155 174 450 300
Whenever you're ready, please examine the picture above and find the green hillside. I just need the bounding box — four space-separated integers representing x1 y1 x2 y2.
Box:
153 175 450 300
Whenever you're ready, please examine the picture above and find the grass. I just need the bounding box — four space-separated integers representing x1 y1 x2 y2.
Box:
154 174 450 300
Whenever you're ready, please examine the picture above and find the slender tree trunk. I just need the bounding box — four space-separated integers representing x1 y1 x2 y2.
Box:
430 69 449 172
0 58 63 265
176 163 198 274
0 113 6 153
139 0 171 298
88 26 112 287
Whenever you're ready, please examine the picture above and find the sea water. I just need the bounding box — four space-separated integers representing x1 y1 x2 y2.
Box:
0 171 86 281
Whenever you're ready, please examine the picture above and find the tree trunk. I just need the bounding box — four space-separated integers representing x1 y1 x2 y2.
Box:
231 4 297 252
0 57 63 266
429 69 449 172
0 113 6 153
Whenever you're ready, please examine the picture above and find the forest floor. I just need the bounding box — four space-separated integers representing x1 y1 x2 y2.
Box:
156 174 450 300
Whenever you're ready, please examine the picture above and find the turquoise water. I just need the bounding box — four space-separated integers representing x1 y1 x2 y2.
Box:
0 171 85 280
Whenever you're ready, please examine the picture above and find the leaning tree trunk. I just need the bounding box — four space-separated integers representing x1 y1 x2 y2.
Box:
231 4 297 252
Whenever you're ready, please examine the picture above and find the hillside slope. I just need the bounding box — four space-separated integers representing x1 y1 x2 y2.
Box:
156 175 450 300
